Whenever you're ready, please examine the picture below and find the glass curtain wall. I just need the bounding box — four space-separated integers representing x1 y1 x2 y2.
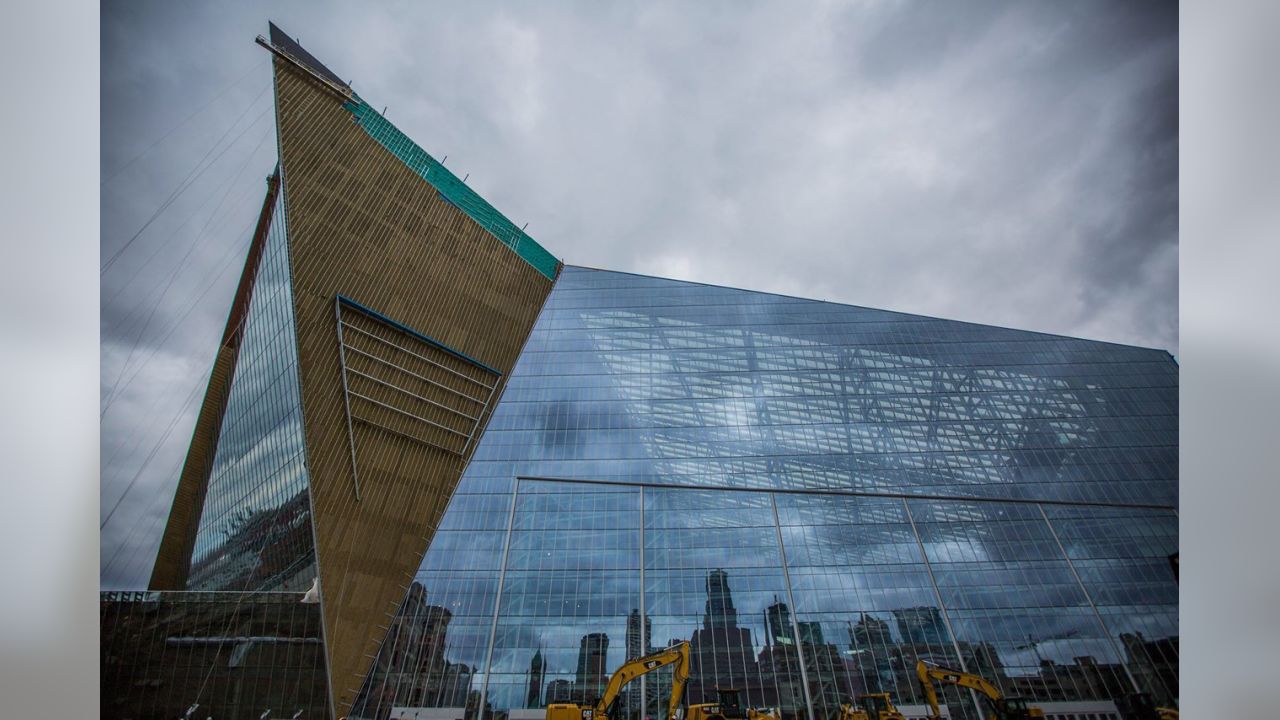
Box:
186 184 314 592
354 479 1177 720
350 267 1177 720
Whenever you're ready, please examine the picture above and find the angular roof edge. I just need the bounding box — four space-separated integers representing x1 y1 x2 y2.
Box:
266 21 560 282
268 22 348 89
562 265 1176 357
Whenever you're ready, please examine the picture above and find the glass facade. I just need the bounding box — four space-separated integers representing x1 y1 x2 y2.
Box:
351 267 1178 720
186 187 314 592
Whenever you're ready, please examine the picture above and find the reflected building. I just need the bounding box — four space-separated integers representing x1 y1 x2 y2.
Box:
527 649 545 708
546 680 574 705
361 582 477 715
689 570 760 704
106 22 1178 720
577 633 612 704
847 615 894 694
765 599 794 647
624 610 652 719
1122 633 1179 707
627 608 653 659
892 607 949 648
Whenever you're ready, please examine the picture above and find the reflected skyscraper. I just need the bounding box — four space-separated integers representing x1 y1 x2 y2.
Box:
848 615 893 652
577 633 611 702
546 680 574 705
705 570 738 626
765 599 795 647
362 582 476 712
892 607 948 647
526 649 545 709
627 608 652 660
689 570 760 705
848 615 894 694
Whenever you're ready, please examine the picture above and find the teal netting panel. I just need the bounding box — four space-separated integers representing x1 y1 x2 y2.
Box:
344 97 559 281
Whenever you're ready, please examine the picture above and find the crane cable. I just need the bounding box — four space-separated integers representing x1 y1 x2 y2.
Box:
101 112 273 414
100 80 270 277
100 57 268 187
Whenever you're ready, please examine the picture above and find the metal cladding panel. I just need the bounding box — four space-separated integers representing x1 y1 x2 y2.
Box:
272 56 556 717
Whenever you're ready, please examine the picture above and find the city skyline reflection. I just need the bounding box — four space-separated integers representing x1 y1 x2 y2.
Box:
352 484 1178 720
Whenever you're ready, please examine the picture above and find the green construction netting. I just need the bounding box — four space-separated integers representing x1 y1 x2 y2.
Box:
344 96 560 281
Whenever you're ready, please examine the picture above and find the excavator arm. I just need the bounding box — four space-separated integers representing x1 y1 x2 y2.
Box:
916 661 1043 720
667 644 691 720
917 661 1004 703
594 642 691 720
915 662 944 720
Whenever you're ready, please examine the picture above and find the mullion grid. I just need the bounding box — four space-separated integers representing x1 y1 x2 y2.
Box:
408 480 1168 720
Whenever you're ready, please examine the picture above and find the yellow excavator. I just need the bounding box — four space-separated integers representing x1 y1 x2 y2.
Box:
686 687 779 720
916 660 1045 720
546 642 691 720
838 693 906 720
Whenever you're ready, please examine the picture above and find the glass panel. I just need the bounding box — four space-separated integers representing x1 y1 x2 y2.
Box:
907 500 1129 710
186 186 313 592
1044 506 1179 706
645 488 797 720
777 493 969 719
468 267 1177 506
352 267 1177 720
489 482 642 716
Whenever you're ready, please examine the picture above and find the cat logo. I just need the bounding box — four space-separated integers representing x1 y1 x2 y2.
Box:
645 660 661 669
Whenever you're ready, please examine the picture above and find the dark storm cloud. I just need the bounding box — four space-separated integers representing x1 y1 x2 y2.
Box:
101 1 1177 587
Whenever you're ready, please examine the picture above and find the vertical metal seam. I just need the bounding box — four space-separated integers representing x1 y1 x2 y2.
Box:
769 493 816 720
276 152 338 719
1037 503 1142 694
479 476 521 720
638 486 647 716
333 297 361 501
902 498 984 720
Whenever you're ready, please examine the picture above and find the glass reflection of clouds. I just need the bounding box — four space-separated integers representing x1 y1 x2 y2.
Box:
351 268 1178 720
186 188 314 593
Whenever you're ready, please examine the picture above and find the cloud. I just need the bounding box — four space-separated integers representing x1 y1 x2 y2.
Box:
100 1 1176 589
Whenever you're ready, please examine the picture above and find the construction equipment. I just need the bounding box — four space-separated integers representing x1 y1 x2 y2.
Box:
686 687 779 720
1115 692 1179 720
916 660 1045 720
546 642 690 720
838 693 906 720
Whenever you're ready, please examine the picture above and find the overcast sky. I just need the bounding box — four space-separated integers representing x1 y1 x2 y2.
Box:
100 0 1177 588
